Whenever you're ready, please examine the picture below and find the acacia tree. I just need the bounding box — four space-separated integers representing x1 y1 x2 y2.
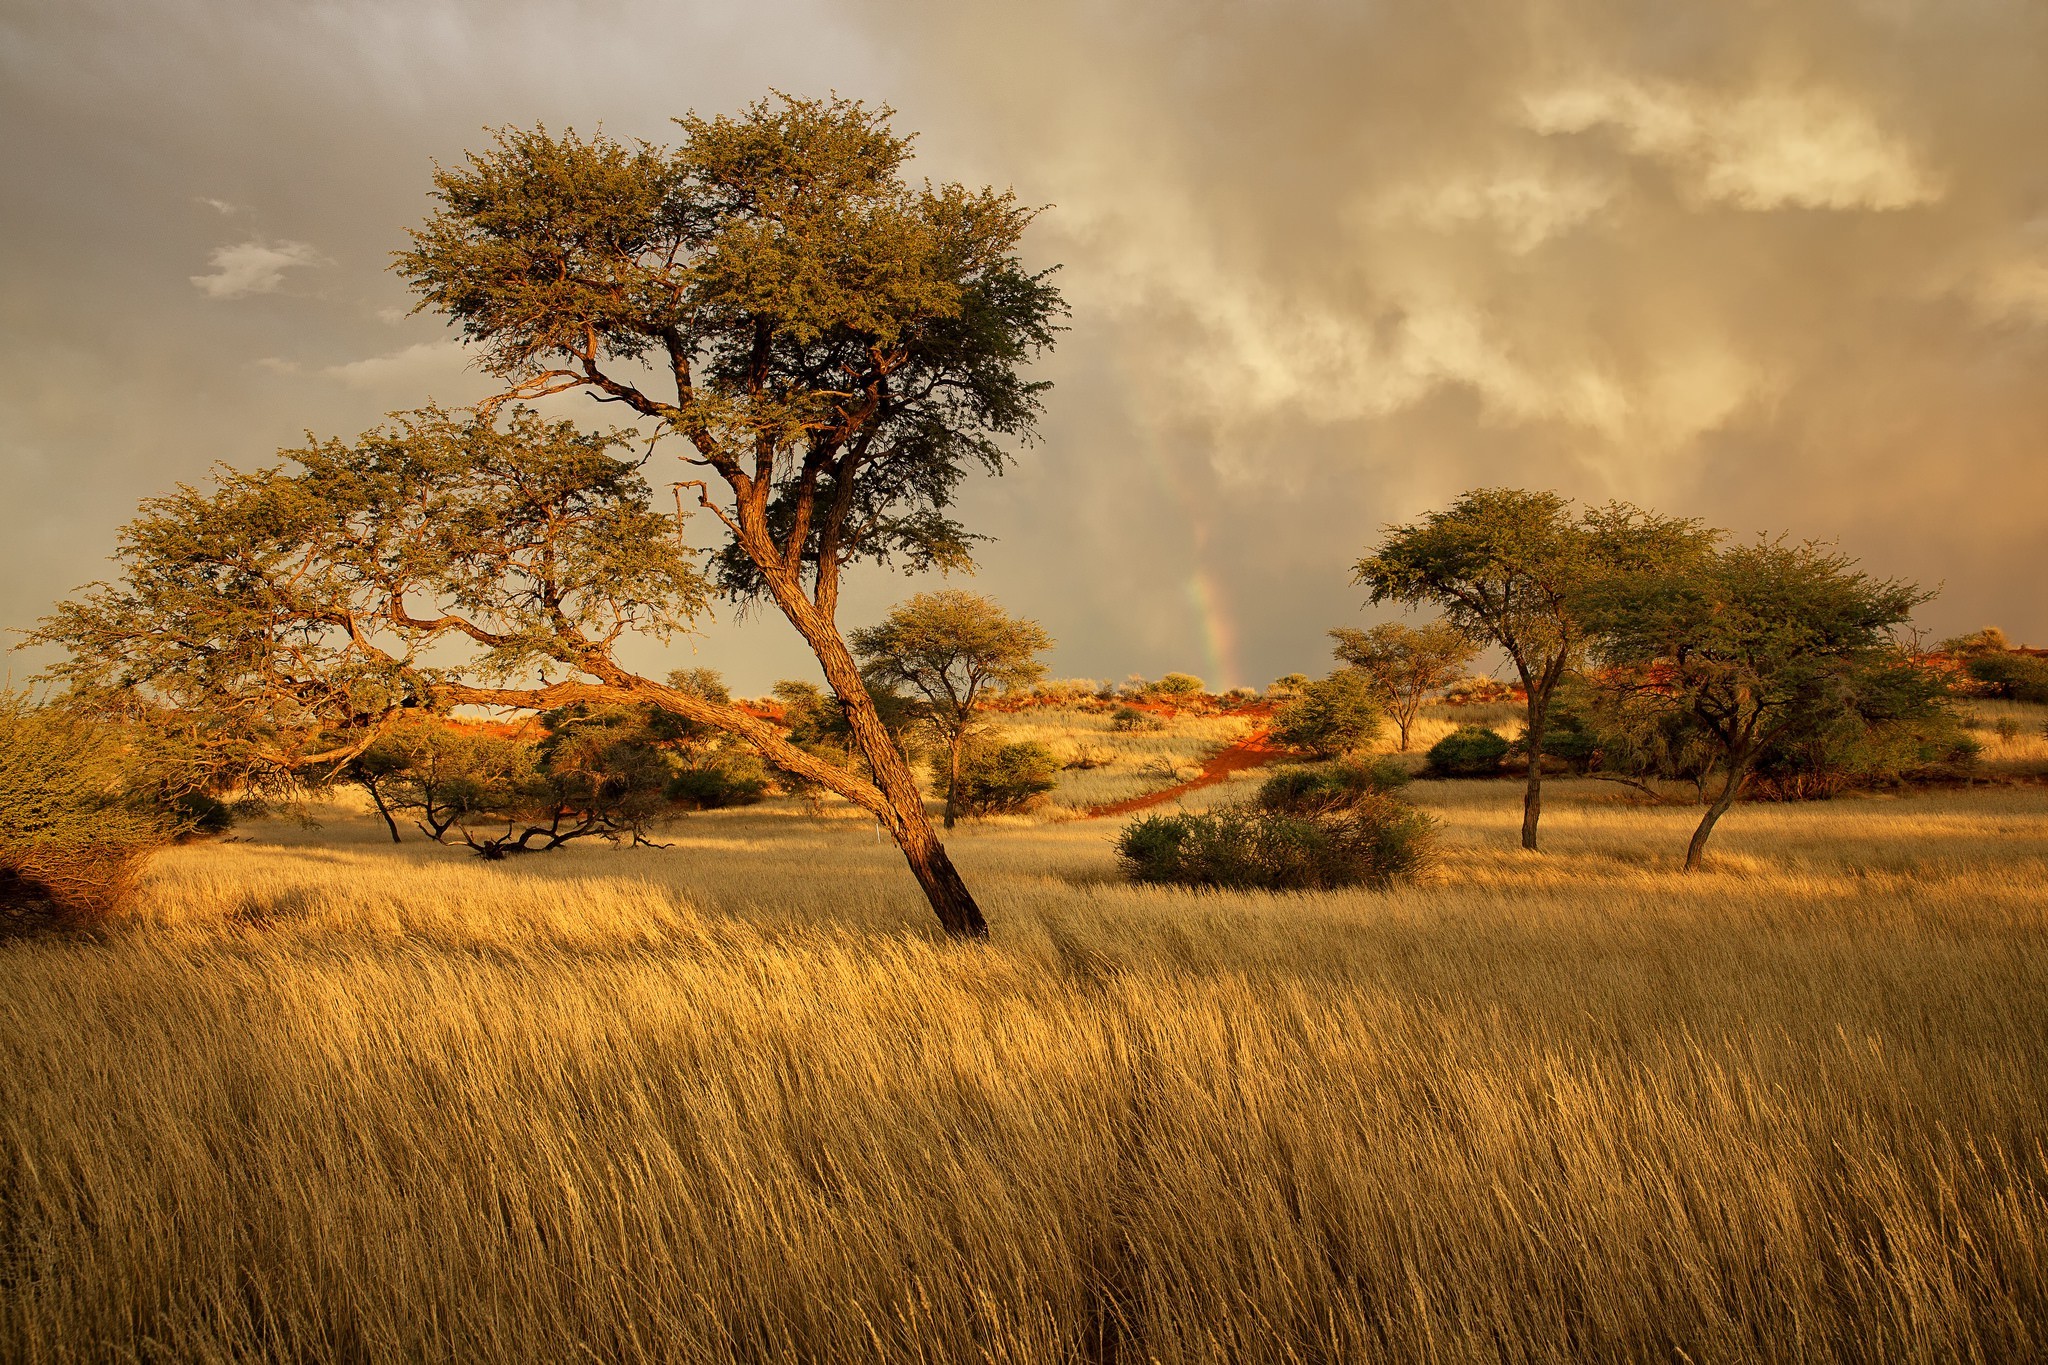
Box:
1589 539 1933 870
37 96 1061 939
1355 489 1713 851
1327 621 1475 751
849 590 1050 828
385 95 1061 936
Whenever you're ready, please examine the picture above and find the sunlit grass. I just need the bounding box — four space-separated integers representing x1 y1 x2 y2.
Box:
2 776 2045 1362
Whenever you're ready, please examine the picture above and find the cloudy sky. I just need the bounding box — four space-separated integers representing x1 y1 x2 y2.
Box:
4 0 2044 692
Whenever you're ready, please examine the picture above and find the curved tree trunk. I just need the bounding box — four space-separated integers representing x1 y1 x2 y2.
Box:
1684 766 1748 871
774 588 987 939
361 778 402 843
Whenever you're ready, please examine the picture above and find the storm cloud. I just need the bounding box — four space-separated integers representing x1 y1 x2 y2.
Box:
4 0 2043 690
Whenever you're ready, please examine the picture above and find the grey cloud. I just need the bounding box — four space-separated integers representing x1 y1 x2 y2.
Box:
3 0 2046 698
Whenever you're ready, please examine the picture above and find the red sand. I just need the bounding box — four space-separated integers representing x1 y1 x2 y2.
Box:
1084 729 1290 820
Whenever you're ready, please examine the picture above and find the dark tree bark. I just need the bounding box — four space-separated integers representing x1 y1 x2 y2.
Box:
1684 766 1749 871
360 777 402 843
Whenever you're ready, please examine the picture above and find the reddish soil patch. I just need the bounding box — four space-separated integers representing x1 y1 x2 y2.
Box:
1084 729 1291 820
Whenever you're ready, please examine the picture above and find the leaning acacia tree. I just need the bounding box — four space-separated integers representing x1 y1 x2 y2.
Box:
39 96 1063 939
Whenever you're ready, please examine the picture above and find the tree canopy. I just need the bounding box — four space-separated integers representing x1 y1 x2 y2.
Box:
1588 538 1934 868
1355 488 1713 849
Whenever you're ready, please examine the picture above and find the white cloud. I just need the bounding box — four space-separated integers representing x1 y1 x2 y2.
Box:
190 239 324 298
1370 169 1614 252
319 340 473 391
1523 79 1942 212
253 356 302 375
193 195 242 215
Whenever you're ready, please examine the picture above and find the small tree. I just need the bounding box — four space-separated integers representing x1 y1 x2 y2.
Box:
1154 673 1206 702
1355 489 1713 851
850 591 1051 828
1272 670 1384 758
1590 538 1933 870
1328 621 1476 751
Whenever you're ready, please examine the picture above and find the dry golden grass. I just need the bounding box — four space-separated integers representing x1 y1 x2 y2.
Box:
3 777 2046 1362
988 704 1257 813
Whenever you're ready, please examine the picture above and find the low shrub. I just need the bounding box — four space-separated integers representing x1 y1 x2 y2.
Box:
1110 705 1162 732
1425 726 1511 777
666 764 769 810
1967 653 2048 704
0 697 180 929
1116 796 1436 891
954 740 1058 815
1257 757 1409 815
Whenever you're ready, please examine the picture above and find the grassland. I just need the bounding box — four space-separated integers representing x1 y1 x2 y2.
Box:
4 704 2047 1363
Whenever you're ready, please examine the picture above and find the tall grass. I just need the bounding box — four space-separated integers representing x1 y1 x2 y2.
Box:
3 782 2046 1362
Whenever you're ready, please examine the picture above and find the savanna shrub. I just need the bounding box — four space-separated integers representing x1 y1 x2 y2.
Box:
666 763 769 810
1425 726 1510 777
0 697 179 927
1514 709 1600 774
1967 653 2048 704
1116 796 1435 891
1110 705 1162 732
1272 670 1383 758
954 740 1058 815
1257 758 1409 815
1154 673 1205 699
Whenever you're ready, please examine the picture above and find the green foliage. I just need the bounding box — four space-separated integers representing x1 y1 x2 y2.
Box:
1256 758 1410 816
1154 673 1206 699
1272 670 1383 758
1355 489 1715 848
665 764 769 810
0 696 182 926
1965 653 2048 704
34 407 707 773
1426 726 1511 777
1110 705 1162 732
1746 668 1981 801
952 740 1058 816
1329 620 1475 750
394 96 1065 601
1116 797 1436 891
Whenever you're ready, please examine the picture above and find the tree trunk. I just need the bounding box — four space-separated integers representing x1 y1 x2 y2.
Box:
943 732 962 830
773 588 987 938
1684 766 1747 871
1519 698 1546 852
362 779 402 843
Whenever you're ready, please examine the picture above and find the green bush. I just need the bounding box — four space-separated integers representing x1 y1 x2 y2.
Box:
1116 796 1435 891
1110 705 1161 732
1967 653 2048 704
1257 758 1409 815
1425 726 1510 777
1513 709 1600 774
1272 670 1383 758
1154 673 1206 699
665 763 769 810
954 740 1058 815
